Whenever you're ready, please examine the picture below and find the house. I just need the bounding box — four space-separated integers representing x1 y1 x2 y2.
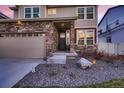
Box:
0 12 10 19
98 5 124 43
0 5 98 57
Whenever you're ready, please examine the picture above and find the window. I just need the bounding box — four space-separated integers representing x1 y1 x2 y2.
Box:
77 29 94 45
87 7 94 19
78 8 84 19
106 36 112 43
48 8 56 15
33 7 40 18
25 8 31 18
22 33 27 37
77 30 85 45
77 6 94 19
24 7 40 18
86 30 94 45
66 30 70 45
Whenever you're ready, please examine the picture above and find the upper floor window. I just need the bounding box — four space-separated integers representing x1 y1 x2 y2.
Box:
48 8 56 15
78 8 84 19
77 6 94 20
24 7 40 18
33 7 40 18
25 8 31 18
87 7 94 19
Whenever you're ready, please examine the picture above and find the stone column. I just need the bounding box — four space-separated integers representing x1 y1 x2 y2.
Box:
70 20 76 52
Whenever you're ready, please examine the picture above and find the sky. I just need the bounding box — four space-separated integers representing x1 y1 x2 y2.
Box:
0 5 116 22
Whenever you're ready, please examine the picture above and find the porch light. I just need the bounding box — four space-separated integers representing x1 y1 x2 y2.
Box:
17 20 22 25
61 23 65 27
42 34 45 36
92 59 96 64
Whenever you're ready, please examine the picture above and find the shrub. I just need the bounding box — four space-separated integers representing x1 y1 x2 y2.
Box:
102 54 115 63
69 72 76 79
94 52 104 60
62 65 68 69
48 70 57 76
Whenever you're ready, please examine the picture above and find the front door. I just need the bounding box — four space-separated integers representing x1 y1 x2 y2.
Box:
59 32 66 50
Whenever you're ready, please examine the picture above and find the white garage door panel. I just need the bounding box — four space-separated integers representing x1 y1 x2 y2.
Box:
0 37 46 58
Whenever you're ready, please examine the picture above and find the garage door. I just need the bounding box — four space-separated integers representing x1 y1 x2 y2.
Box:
0 33 46 58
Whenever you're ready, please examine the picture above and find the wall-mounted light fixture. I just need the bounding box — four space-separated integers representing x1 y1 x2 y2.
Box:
17 20 22 25
61 23 65 27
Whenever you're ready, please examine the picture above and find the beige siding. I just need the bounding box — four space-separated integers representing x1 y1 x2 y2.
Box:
74 20 97 28
75 6 98 28
18 5 46 19
0 36 46 58
46 7 76 18
13 5 97 28
46 6 97 28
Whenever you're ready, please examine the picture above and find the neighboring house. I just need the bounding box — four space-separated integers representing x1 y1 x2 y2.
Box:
98 5 124 43
0 12 10 19
0 5 98 55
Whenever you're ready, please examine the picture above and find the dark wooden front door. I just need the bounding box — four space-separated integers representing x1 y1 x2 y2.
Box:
58 32 66 50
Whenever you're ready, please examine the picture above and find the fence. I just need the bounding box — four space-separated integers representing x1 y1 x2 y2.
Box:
98 43 124 55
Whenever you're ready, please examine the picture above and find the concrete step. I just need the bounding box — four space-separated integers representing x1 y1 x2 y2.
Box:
47 55 66 64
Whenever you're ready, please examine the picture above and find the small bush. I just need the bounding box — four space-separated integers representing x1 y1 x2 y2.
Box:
62 65 68 69
48 70 57 77
45 64 50 67
69 72 76 79
102 54 115 63
94 52 104 60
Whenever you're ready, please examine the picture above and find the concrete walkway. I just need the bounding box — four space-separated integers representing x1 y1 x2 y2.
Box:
0 58 43 88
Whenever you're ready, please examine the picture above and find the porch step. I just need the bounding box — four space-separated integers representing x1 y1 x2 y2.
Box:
47 55 66 64
46 52 78 64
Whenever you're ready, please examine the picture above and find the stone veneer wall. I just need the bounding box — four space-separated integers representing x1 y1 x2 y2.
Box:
70 21 77 52
0 21 58 55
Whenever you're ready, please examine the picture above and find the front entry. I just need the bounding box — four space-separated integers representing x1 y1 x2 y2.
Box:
58 32 66 50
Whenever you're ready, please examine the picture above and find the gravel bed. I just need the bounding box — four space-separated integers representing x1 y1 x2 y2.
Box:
14 59 124 88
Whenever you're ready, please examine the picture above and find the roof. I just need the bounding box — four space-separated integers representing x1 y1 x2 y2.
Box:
9 5 18 11
10 5 97 10
0 12 10 19
98 5 122 26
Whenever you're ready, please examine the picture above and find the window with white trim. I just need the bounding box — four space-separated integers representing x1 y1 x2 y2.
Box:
77 6 94 19
24 7 40 18
33 7 40 18
77 29 94 45
48 8 56 15
25 8 31 18
78 8 84 19
87 7 94 19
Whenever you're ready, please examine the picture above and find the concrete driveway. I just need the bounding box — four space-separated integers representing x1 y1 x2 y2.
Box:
0 58 45 88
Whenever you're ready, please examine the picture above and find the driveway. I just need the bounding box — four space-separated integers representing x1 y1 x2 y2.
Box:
0 58 45 88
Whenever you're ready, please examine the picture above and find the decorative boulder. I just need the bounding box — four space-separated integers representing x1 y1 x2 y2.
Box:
76 58 93 69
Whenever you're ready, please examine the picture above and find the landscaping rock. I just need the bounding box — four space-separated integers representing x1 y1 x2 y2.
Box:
76 58 93 69
14 59 124 88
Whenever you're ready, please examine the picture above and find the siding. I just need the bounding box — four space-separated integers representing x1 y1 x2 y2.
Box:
98 6 124 33
111 26 124 43
18 5 46 19
14 5 97 28
46 7 76 18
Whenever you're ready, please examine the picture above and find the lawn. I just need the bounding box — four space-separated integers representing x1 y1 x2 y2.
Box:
80 78 124 88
